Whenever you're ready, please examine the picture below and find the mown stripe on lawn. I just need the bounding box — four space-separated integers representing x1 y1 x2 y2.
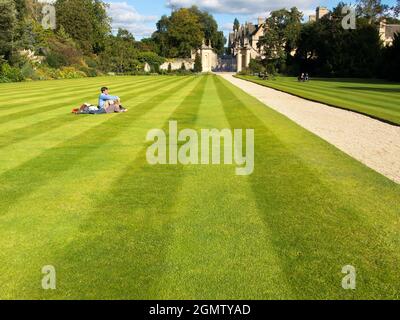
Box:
291 78 400 95
0 78 168 123
246 78 400 112
0 77 172 123
2 76 207 299
152 75 293 299
1 76 152 98
263 76 400 94
0 77 178 149
276 78 400 99
215 75 400 299
236 76 400 125
38 76 209 299
0 76 164 121
0 76 196 217
0 77 151 102
0 76 203 299
267 80 400 112
0 77 157 108
0 77 190 175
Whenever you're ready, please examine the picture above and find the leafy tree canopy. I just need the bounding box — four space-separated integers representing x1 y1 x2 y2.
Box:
258 7 303 64
194 52 202 72
0 0 17 61
356 0 389 23
294 3 382 77
395 0 400 17
233 18 240 31
55 0 111 53
152 6 225 58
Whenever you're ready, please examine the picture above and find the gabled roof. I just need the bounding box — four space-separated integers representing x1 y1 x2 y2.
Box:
228 22 265 48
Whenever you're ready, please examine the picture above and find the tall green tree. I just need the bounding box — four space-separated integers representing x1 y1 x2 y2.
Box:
152 15 170 57
213 31 226 55
14 0 27 19
91 0 111 53
99 29 164 74
99 31 139 73
152 7 225 57
137 51 165 70
233 18 240 31
117 28 135 42
0 0 17 61
382 33 400 80
187 6 226 54
13 0 40 53
55 0 110 53
258 8 303 68
137 38 158 52
295 3 383 77
152 8 203 58
194 52 202 72
168 8 203 57
395 0 400 16
356 0 389 23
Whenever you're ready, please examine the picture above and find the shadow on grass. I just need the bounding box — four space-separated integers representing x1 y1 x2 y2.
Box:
0 77 195 216
0 77 175 150
215 75 400 299
0 77 172 126
307 77 400 84
338 86 400 93
48 77 208 299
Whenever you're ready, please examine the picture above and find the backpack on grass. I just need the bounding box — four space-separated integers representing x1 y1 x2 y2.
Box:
72 103 99 115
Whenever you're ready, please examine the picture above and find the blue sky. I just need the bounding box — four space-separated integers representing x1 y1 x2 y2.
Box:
106 0 398 40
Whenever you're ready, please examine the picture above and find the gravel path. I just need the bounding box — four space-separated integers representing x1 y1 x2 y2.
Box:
219 73 400 184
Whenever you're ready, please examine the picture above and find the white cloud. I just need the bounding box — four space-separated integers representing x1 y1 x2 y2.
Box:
166 0 319 15
106 1 321 39
107 2 158 38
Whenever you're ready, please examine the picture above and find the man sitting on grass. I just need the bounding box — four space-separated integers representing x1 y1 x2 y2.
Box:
97 87 128 113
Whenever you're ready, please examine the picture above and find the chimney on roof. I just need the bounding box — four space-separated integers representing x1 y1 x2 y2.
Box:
258 17 264 26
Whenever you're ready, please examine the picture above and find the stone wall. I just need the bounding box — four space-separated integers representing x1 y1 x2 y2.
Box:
160 59 194 71
159 44 219 73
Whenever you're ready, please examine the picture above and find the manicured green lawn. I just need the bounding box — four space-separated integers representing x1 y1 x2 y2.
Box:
0 75 399 299
236 75 400 125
